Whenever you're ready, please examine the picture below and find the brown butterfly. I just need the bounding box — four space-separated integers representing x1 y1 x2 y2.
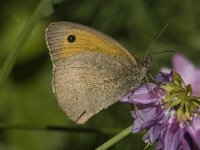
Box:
45 22 151 124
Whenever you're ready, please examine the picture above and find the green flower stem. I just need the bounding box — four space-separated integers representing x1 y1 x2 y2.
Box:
0 0 46 91
95 125 132 150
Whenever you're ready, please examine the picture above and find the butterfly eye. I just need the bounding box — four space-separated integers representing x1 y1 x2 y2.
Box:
67 35 76 43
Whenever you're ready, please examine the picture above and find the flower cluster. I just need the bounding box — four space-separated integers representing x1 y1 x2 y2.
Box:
121 54 200 150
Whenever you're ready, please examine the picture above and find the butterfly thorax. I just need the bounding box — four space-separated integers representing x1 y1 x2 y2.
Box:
126 55 152 91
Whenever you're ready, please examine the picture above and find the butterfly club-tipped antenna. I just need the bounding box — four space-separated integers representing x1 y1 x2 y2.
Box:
144 24 169 59
139 24 169 70
149 50 176 55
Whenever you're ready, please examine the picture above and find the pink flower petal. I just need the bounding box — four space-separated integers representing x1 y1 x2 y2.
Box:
120 83 157 104
186 117 200 149
172 53 196 86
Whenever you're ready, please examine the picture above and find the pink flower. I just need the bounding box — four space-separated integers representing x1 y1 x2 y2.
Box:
121 54 200 150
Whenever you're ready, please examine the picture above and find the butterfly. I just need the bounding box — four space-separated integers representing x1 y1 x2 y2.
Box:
45 22 151 124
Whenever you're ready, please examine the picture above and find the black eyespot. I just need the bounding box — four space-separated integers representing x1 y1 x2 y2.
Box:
67 35 76 43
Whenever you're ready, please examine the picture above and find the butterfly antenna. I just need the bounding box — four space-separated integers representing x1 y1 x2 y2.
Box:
149 50 176 55
144 24 169 58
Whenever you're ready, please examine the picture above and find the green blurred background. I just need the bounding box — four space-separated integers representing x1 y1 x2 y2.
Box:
0 0 200 150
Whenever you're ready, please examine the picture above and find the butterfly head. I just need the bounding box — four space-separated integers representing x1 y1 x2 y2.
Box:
138 55 152 70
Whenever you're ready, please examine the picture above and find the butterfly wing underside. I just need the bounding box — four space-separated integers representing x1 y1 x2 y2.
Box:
46 22 144 124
